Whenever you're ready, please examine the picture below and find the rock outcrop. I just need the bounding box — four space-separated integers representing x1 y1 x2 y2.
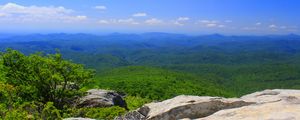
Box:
116 89 300 120
198 89 300 120
77 89 127 109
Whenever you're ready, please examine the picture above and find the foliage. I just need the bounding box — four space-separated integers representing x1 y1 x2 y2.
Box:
125 96 151 110
165 63 300 96
0 49 101 119
41 102 62 120
2 34 300 119
0 49 95 108
63 106 126 119
88 66 234 100
0 101 60 120
0 82 17 109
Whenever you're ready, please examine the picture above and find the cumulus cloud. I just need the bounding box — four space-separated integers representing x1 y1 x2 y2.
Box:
75 16 87 20
132 13 147 17
173 17 190 26
94 6 107 10
0 3 73 15
98 20 109 24
118 18 139 25
0 3 87 23
269 24 277 29
174 21 184 26
145 18 162 25
198 20 225 28
268 24 293 31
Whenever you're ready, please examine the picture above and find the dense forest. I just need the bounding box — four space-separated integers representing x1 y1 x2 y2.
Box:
1 33 300 119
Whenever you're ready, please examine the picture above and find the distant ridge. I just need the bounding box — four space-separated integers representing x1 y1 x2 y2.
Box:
1 32 300 43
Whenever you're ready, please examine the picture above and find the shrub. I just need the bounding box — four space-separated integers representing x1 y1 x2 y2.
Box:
0 49 95 108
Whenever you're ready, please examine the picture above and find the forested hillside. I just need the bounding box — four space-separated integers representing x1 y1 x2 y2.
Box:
1 33 300 119
1 33 300 96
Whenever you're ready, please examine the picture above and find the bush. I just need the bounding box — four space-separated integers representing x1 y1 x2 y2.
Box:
125 96 151 110
41 102 62 120
0 49 95 108
63 107 126 119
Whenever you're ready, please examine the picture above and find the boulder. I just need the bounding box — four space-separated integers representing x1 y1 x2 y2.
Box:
198 89 300 120
77 89 127 109
116 89 300 120
116 96 253 120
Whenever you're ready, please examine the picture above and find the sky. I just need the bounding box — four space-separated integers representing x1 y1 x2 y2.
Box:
0 0 299 35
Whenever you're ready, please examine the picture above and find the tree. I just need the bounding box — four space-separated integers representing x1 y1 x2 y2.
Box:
0 49 95 108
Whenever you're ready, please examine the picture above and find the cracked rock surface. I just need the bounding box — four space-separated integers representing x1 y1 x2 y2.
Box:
198 89 300 120
116 89 300 120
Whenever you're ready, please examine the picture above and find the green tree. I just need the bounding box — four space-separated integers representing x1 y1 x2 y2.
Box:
0 49 95 108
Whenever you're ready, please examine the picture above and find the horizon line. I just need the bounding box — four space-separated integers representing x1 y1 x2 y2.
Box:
1 32 300 37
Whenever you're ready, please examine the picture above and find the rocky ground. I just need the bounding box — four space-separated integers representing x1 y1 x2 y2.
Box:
116 89 300 120
65 89 300 120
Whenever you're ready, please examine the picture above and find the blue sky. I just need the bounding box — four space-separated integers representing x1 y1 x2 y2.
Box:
0 0 299 35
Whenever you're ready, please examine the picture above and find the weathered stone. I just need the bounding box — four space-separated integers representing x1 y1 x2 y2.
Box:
198 89 300 120
118 89 300 120
77 89 127 109
144 96 253 120
115 111 146 120
114 106 150 120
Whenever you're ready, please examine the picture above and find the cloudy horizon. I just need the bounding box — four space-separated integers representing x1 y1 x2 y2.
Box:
0 0 299 35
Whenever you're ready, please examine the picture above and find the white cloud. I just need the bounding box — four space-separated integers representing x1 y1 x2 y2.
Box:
198 20 225 28
269 24 277 29
199 20 218 24
267 24 296 32
0 3 72 15
173 17 190 26
177 17 190 21
206 23 217 27
118 18 139 25
0 3 87 23
174 21 184 26
132 13 147 17
75 16 87 21
94 6 107 10
98 20 109 24
145 18 162 25
256 22 262 26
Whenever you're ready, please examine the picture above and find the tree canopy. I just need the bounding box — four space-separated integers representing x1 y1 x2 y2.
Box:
0 49 95 108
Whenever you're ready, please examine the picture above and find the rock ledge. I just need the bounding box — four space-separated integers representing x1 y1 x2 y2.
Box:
116 89 300 120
